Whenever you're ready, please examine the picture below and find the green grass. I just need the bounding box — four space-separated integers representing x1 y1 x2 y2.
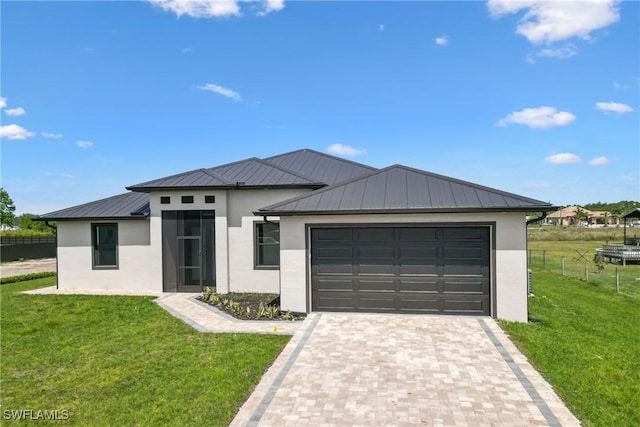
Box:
528 240 640 297
501 270 640 427
1 278 290 426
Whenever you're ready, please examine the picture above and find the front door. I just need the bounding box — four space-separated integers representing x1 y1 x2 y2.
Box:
162 210 215 292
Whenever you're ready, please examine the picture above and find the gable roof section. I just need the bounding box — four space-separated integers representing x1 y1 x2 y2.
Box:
263 148 377 185
257 165 555 215
38 192 150 221
127 157 324 191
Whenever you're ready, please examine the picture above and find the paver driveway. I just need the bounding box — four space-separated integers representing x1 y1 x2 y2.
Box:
231 313 580 427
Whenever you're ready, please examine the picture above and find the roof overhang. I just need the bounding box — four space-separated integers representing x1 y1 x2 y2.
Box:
254 206 559 217
36 215 149 222
127 183 326 192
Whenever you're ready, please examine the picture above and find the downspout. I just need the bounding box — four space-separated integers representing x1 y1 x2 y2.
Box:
44 221 59 289
526 212 547 226
525 212 547 322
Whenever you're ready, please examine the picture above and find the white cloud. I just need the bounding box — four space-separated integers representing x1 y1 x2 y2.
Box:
378 24 385 32
257 0 285 16
589 156 610 166
488 0 620 44
537 44 577 59
148 0 242 18
326 144 367 157
60 172 75 179
42 132 63 139
595 101 634 114
0 97 6 109
545 153 582 164
77 140 94 148
197 83 242 101
4 107 25 116
613 81 632 90
435 35 449 46
0 124 35 140
523 182 552 189
496 106 576 129
181 47 193 54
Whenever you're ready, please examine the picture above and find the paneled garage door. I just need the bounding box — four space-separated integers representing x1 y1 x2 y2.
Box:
310 226 491 315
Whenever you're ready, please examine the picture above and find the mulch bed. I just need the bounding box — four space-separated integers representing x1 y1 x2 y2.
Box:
197 292 306 321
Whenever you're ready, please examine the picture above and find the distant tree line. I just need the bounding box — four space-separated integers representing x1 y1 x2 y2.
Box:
582 201 640 215
0 188 56 236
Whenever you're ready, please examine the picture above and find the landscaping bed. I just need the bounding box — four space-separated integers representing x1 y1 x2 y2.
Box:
198 287 306 321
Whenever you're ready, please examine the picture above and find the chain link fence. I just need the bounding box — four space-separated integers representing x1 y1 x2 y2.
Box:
528 250 640 298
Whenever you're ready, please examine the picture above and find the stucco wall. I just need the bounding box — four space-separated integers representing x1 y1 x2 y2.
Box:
56 220 154 292
226 189 311 293
279 212 529 322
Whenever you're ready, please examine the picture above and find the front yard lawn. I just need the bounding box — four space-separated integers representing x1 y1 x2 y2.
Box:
0 278 290 426
501 270 640 427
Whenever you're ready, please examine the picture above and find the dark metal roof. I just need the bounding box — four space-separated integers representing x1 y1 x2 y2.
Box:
257 165 555 215
127 157 325 191
39 192 150 221
209 157 324 187
264 149 377 185
622 208 640 219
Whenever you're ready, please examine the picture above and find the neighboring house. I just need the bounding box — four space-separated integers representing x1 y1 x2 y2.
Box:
544 206 617 226
39 149 555 322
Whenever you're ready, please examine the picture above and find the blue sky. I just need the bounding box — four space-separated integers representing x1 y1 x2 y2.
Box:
1 0 638 215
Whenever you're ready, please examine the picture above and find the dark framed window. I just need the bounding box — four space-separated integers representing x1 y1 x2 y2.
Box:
255 222 280 269
181 195 194 204
205 195 215 204
160 196 171 204
92 223 118 269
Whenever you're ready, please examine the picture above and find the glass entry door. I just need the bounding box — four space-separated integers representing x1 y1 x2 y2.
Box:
162 210 215 292
177 236 202 288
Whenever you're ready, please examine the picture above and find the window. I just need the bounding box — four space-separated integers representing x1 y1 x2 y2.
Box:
160 196 170 204
255 222 280 269
92 223 118 269
181 196 194 204
205 195 215 204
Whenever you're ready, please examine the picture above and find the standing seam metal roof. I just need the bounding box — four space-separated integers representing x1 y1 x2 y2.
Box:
38 192 150 220
257 165 554 214
263 148 378 185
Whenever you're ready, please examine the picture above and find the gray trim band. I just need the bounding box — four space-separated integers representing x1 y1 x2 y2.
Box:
246 313 323 427
478 319 561 427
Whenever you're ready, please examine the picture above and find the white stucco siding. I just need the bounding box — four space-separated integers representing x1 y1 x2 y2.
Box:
226 189 311 293
279 212 529 322
56 220 154 292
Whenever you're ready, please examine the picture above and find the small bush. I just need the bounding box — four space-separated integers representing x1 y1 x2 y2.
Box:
1 272 56 285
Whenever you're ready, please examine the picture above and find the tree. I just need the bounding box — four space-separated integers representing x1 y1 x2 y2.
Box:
0 188 16 226
17 213 53 233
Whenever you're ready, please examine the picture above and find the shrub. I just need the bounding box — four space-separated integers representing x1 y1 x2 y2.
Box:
1 272 56 284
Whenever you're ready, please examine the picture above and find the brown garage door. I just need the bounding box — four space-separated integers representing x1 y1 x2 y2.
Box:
311 226 490 315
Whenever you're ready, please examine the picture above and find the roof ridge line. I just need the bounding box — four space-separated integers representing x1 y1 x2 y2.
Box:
264 148 378 171
388 164 550 205
258 166 384 211
258 157 325 184
199 168 234 184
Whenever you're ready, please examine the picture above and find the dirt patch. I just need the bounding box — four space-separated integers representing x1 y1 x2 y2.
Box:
0 258 56 279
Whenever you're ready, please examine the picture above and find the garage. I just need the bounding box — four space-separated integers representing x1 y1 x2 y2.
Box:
311 226 491 315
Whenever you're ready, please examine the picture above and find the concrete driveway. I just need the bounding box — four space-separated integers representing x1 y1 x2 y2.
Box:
231 313 579 427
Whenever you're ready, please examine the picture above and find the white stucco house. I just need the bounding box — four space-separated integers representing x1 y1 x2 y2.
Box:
39 149 555 322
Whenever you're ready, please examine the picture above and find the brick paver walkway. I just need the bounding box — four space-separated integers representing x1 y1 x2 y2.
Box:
23 286 580 426
231 313 580 427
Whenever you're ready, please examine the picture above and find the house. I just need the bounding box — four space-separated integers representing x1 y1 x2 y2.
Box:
544 205 618 226
38 149 555 322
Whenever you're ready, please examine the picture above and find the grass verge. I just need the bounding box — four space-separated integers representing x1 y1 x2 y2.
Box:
501 270 640 426
1 277 290 426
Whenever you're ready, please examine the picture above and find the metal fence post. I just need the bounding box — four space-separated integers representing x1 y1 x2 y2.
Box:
585 261 589 281
616 268 619 293
543 250 546 269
